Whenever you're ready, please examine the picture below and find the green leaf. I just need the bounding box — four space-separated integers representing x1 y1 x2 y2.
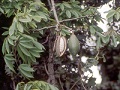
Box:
19 64 34 72
108 16 113 22
2 41 5 54
30 55 36 62
4 58 15 72
5 39 10 53
5 54 15 61
93 26 103 33
26 56 36 64
88 77 96 87
18 44 31 57
61 29 70 36
25 84 32 90
115 12 120 20
33 41 45 50
90 26 95 34
37 12 48 20
5 53 14 57
10 36 17 40
6 9 14 17
20 42 34 49
30 47 43 53
2 31 9 36
117 34 120 42
60 4 64 11
106 9 115 19
17 22 24 33
29 21 37 29
101 36 110 43
24 83 33 90
96 37 102 50
19 65 34 78
29 50 40 58
20 37 31 43
96 32 104 37
49 84 59 90
32 16 41 22
70 0 75 2
71 10 79 18
17 46 26 63
9 22 16 36
19 69 34 78
66 10 71 18
112 35 117 47
0 7 4 13
19 16 31 23
8 37 14 45
20 34 34 41
63 2 71 8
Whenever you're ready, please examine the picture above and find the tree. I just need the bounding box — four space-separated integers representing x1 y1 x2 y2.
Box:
0 0 120 90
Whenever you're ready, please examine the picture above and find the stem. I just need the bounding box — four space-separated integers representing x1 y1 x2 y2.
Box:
44 62 49 75
51 0 59 24
59 15 93 23
58 76 64 90
51 0 60 31
32 15 94 32
47 0 52 9
70 79 80 90
78 56 87 90
32 25 56 31
11 77 16 90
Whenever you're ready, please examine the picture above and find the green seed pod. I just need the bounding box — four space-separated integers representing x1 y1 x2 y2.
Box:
68 33 80 56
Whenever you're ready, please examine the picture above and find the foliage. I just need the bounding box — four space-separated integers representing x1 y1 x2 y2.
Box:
16 81 58 90
0 0 120 90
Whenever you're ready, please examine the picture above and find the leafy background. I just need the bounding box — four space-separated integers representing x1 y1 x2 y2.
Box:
0 0 120 90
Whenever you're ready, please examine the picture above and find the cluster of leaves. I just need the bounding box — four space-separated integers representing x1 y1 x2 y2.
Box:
95 6 120 51
106 7 120 22
16 81 58 90
1 0 48 79
1 0 120 90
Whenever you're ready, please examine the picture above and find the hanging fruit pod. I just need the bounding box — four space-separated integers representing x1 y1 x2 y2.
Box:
68 32 80 56
53 35 67 57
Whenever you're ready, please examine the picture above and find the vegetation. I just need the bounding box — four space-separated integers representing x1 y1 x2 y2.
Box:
0 0 120 90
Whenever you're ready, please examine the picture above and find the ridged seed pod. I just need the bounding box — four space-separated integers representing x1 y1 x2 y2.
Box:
68 33 80 56
54 36 67 57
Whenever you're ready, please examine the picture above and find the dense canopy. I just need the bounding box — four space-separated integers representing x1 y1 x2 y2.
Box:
0 0 120 90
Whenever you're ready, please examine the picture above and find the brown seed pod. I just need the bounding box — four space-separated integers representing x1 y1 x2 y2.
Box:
53 35 67 57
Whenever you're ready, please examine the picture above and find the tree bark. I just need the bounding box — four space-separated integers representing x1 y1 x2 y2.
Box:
47 31 56 85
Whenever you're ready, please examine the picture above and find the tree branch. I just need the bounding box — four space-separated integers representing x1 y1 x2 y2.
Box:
59 15 93 23
32 25 56 32
51 0 60 31
58 76 64 90
70 79 80 90
32 15 94 32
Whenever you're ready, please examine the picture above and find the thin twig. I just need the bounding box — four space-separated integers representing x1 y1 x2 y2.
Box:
70 79 80 90
59 15 93 23
11 77 16 90
60 25 72 31
47 0 52 9
33 25 56 31
32 15 94 32
42 35 49 44
44 62 49 75
58 76 64 90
